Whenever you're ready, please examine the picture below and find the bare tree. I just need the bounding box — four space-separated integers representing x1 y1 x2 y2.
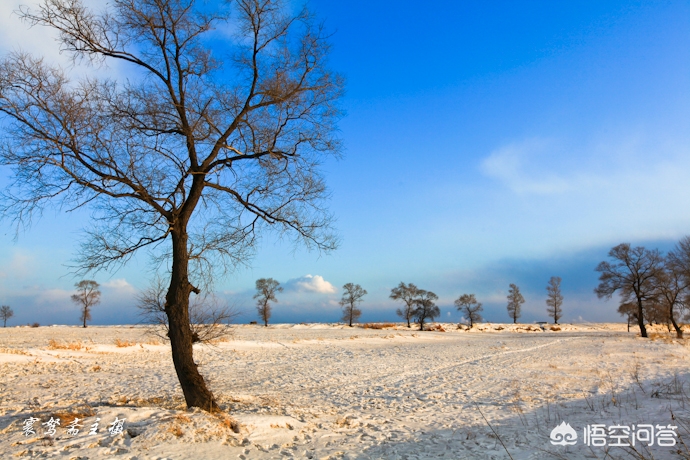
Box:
595 244 663 338
71 280 101 328
390 282 419 328
618 301 638 332
138 275 238 343
254 278 282 327
506 283 524 324
413 289 440 331
340 283 366 327
0 0 342 411
545 276 563 324
454 293 482 328
661 236 690 338
1 305 13 327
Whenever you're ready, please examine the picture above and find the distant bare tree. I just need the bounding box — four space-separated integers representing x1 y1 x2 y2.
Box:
413 289 440 331
0 0 342 411
618 301 638 332
506 284 524 324
138 276 238 343
595 244 663 338
340 283 366 327
71 280 100 328
661 236 690 338
454 293 483 328
546 276 564 324
254 278 282 327
1 305 13 327
390 282 419 328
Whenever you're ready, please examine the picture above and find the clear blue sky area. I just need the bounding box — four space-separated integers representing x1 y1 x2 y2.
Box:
0 0 689 326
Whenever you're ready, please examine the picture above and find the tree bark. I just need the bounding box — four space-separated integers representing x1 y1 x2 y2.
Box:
670 306 683 339
166 227 218 411
636 297 648 338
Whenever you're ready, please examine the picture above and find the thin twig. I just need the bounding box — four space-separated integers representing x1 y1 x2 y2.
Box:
474 402 514 460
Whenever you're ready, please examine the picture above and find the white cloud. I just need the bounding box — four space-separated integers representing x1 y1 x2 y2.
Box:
480 138 570 195
285 274 337 294
101 278 135 292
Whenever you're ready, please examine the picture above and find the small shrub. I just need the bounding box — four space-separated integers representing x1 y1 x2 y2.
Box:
114 338 136 347
550 325 561 331
31 322 40 328
426 324 446 332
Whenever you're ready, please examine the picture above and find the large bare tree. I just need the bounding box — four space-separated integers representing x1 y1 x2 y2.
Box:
254 278 282 327
413 289 439 331
340 282 366 327
0 0 342 411
390 282 419 328
595 244 663 338
545 276 563 324
454 293 482 329
1 305 13 327
506 283 524 324
71 280 101 328
656 239 690 338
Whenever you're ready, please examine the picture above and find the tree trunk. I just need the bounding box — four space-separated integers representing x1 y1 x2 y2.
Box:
670 305 683 339
636 297 648 338
166 228 219 411
83 310 87 328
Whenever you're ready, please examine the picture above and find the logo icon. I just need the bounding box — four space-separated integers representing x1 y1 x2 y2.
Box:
550 421 578 446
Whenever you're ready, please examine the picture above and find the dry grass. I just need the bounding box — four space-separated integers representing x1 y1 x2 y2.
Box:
0 347 32 356
132 396 187 410
91 365 101 372
427 324 446 332
362 323 397 330
143 339 163 345
49 407 96 425
174 414 192 424
215 414 241 433
550 325 561 331
47 339 87 351
114 338 136 348
168 424 184 437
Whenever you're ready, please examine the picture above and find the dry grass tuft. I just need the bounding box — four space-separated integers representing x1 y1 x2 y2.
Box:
0 348 32 356
427 324 446 332
91 365 101 372
168 424 184 437
114 338 136 347
550 325 561 331
49 407 96 425
143 339 163 345
362 323 397 330
47 339 86 351
215 414 241 433
174 414 192 424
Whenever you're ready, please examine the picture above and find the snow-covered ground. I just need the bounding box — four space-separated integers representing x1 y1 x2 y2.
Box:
1 322 690 459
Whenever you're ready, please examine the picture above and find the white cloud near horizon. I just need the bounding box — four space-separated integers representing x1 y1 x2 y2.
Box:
101 278 136 292
284 274 337 294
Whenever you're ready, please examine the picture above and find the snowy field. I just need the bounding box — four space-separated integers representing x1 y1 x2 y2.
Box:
1 322 690 459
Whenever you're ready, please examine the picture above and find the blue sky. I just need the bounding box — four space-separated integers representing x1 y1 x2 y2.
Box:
1 0 689 326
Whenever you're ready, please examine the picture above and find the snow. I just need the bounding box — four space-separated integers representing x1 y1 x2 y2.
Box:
1 323 689 459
